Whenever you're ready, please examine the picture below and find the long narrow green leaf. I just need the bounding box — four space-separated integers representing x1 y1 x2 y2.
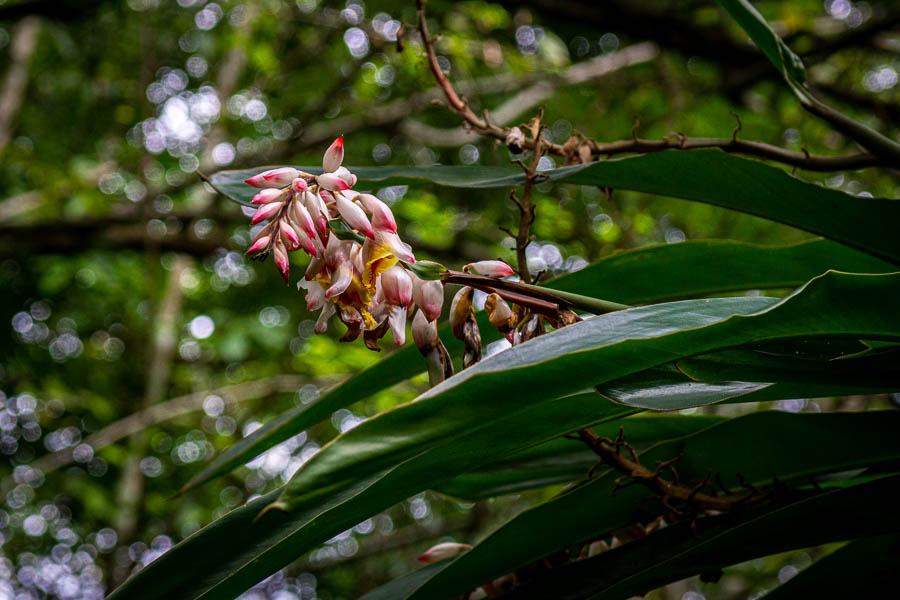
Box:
544 239 895 305
110 392 636 600
678 347 900 386
762 533 900 599
213 153 900 263
277 272 900 512
434 415 725 500
129 272 900 600
184 238 880 494
402 411 900 600
503 476 900 600
597 363 900 411
715 0 809 102
715 0 900 163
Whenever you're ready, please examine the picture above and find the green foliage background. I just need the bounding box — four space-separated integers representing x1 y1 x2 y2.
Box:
0 0 897 599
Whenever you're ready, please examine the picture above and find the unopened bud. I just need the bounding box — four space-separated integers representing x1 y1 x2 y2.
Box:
417 542 472 564
357 193 397 234
290 199 316 238
245 234 270 255
272 241 290 284
335 193 375 239
505 127 525 154
250 201 283 225
317 172 351 192
464 260 514 278
252 188 287 205
412 276 443 321
381 266 413 306
245 167 300 188
333 166 357 188
280 220 300 249
411 309 438 352
322 136 344 173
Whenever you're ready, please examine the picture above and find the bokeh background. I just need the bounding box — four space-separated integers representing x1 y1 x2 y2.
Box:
0 0 897 598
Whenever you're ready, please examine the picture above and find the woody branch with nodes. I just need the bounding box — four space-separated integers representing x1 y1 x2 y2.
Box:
415 0 896 172
415 0 787 546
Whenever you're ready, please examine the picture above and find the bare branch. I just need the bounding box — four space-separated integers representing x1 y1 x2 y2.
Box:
414 1 886 172
0 16 40 158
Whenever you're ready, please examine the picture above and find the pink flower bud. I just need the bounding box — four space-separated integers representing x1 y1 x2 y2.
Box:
357 193 397 233
322 136 344 173
292 178 308 192
381 266 413 306
413 276 444 321
326 263 352 298
272 241 290 284
335 193 375 239
314 301 336 334
302 191 330 236
333 166 357 188
290 199 317 238
252 188 287 205
250 201 283 225
417 542 472 564
280 220 300 249
295 226 318 258
245 167 300 188
298 279 326 311
245 234 270 255
411 309 438 351
465 260 514 278
388 304 407 346
317 172 351 192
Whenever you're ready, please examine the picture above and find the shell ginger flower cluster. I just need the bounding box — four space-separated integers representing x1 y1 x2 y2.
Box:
243 136 514 352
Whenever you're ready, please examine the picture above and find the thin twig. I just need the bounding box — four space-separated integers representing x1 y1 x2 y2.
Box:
414 1 885 172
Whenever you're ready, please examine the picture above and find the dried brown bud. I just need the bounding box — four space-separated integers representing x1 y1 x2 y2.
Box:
505 127 525 154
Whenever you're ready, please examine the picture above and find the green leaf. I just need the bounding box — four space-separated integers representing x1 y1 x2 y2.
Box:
597 362 900 411
678 347 900 387
156 271 900 598
435 415 725 500
715 0 809 102
327 219 366 243
178 312 505 496
559 152 900 264
213 153 900 263
503 476 900 599
402 412 900 599
763 533 900 599
714 0 900 163
406 260 448 280
545 239 896 305
110 392 636 600
596 366 771 410
278 271 900 511
185 238 872 494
